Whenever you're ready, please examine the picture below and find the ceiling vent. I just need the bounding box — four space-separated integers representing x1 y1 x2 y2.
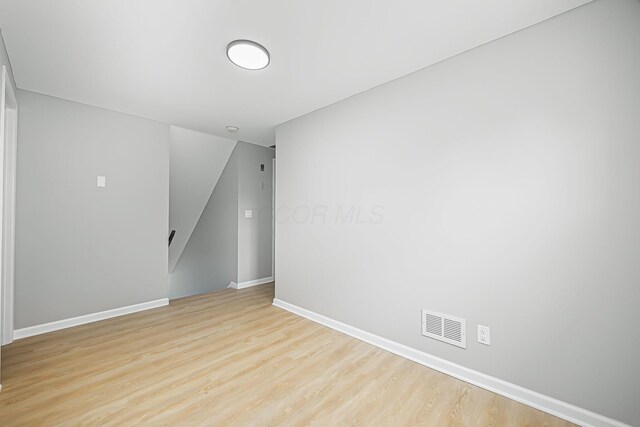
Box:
421 310 466 348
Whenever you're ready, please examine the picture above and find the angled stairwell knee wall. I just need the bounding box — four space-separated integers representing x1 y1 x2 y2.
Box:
169 145 239 299
169 142 274 299
168 126 237 273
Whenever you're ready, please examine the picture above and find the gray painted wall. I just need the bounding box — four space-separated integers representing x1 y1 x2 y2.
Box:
15 90 170 328
237 142 275 283
168 125 236 272
170 141 274 299
275 1 640 425
169 146 238 299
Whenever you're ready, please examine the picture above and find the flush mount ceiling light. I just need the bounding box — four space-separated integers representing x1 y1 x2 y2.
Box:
226 126 239 133
226 40 270 70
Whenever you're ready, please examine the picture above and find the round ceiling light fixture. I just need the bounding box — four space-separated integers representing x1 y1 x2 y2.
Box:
226 126 239 133
226 40 270 70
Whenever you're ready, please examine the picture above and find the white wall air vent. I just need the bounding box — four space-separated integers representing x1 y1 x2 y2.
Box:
421 310 466 348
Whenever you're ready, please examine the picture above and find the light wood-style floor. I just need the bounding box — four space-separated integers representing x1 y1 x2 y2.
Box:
0 284 573 426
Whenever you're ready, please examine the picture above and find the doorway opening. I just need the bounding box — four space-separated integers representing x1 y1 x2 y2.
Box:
1 65 18 346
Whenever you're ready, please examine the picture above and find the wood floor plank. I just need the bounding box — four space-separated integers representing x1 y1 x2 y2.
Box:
0 284 574 426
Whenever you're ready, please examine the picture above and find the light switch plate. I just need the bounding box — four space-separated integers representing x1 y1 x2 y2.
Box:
244 210 253 218
97 176 106 188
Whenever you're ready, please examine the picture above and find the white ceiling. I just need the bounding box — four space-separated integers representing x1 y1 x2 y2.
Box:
0 0 591 146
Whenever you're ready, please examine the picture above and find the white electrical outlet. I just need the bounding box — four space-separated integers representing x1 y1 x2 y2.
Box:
477 325 491 345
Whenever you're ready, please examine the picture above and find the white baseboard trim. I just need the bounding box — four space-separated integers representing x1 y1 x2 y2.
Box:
13 298 169 340
273 298 628 427
228 276 273 290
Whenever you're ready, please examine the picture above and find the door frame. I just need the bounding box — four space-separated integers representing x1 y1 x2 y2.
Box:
271 157 275 282
1 65 18 346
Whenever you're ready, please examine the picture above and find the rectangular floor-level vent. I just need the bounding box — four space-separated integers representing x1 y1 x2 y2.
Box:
421 310 466 348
